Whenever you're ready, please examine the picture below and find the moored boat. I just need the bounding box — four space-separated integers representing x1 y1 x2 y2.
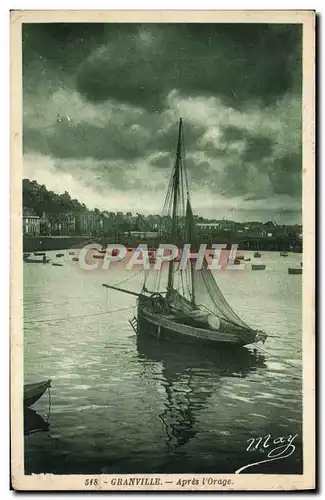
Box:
24 380 51 407
24 407 50 436
280 251 289 257
34 252 46 256
56 253 64 257
252 264 266 271
103 119 267 347
254 252 262 258
52 262 63 267
288 267 302 275
24 257 50 264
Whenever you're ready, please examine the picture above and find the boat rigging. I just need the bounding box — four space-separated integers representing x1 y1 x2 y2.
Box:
102 118 267 347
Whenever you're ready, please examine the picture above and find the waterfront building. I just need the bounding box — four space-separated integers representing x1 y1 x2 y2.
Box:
23 210 41 236
50 213 76 235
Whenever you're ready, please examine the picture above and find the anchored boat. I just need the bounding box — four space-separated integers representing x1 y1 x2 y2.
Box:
24 407 50 436
24 257 50 264
24 380 51 407
252 264 266 271
103 119 267 347
288 267 302 275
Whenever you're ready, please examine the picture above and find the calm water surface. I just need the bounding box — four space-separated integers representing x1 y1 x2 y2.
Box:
24 251 303 474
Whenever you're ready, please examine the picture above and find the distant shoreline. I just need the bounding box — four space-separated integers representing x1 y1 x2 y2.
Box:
23 235 302 253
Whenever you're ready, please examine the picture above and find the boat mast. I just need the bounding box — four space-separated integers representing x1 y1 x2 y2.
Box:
167 118 183 294
186 200 196 305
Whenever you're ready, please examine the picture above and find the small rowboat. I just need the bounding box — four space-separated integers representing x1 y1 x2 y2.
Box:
254 252 262 258
24 380 51 407
93 254 105 259
72 257 79 262
280 251 289 257
288 267 302 275
52 263 63 267
56 253 64 258
252 264 266 271
24 407 50 436
34 252 46 256
24 258 50 264
69 251 75 255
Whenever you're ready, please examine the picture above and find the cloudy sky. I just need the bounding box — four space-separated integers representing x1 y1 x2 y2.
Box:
23 23 302 223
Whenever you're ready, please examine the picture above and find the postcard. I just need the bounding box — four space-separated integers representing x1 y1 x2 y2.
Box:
10 9 315 491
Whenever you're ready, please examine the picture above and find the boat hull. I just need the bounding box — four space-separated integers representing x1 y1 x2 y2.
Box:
137 307 258 347
24 380 51 407
24 259 50 264
24 407 50 436
252 264 266 271
288 268 302 275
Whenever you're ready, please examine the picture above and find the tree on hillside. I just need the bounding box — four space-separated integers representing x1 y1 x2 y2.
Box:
22 178 87 216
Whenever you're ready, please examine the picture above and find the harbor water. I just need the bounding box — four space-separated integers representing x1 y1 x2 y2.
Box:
23 250 303 474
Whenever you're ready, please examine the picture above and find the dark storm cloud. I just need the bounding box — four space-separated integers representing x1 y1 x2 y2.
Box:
221 126 246 143
75 23 301 111
23 117 200 162
22 23 136 90
23 103 205 162
242 135 274 163
185 158 217 188
269 152 302 197
24 121 145 160
23 22 302 213
23 23 301 109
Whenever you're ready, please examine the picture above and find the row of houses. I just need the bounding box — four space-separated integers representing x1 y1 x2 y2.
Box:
22 208 114 236
196 221 303 239
23 207 303 240
23 209 169 236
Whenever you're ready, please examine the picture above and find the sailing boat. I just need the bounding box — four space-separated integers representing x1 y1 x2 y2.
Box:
103 119 267 347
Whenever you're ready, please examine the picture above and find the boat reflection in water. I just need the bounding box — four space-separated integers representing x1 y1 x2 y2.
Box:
24 407 50 436
136 329 266 452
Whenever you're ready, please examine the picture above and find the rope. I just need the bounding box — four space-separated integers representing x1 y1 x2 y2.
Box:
24 306 136 324
111 267 143 287
255 343 302 371
46 385 52 423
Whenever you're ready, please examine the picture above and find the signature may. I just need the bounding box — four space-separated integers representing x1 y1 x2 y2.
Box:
235 433 298 474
